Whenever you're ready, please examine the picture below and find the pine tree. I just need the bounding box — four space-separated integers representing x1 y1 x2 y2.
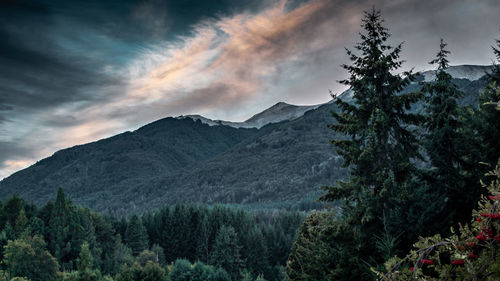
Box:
422 39 462 180
286 212 361 281
195 214 210 263
210 225 245 280
75 241 102 281
169 259 192 281
1 195 24 228
243 226 269 277
492 34 500 82
124 214 149 256
420 39 477 226
320 8 423 224
77 242 94 271
48 188 69 266
476 35 500 167
191 262 215 281
47 188 93 270
13 210 28 237
306 8 428 279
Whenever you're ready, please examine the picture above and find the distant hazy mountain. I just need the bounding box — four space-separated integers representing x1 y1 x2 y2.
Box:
177 102 319 129
0 65 493 215
420 65 493 82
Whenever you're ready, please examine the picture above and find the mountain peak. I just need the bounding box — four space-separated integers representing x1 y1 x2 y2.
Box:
177 102 319 129
421 64 493 82
242 102 318 128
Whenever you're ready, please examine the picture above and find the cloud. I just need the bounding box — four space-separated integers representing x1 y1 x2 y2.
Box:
112 0 361 121
1 0 499 179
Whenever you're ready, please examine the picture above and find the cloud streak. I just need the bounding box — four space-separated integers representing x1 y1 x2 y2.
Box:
1 0 499 179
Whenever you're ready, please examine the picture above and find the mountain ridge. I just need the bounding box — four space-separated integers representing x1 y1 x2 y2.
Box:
0 64 493 215
177 102 320 129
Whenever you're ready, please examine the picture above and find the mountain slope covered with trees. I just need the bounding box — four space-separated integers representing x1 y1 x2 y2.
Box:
0 68 492 215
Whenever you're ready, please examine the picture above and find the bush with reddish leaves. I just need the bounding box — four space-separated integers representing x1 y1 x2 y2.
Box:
377 161 500 280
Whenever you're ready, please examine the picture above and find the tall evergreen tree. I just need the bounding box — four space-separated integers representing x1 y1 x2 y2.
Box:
305 8 430 280
75 241 102 281
124 214 148 256
195 214 210 263
210 225 244 280
1 195 24 228
13 210 28 237
77 242 94 271
476 35 500 167
420 39 477 225
48 188 70 266
320 8 423 224
243 226 269 277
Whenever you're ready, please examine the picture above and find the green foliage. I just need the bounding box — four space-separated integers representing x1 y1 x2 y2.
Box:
213 268 231 281
0 189 300 281
166 259 234 281
380 161 500 280
3 235 59 281
476 81 500 167
420 39 484 229
10 278 30 281
321 8 423 211
313 8 429 279
136 250 158 267
210 225 245 280
77 242 94 271
115 261 166 281
68 241 103 281
169 259 192 281
1 196 24 229
191 261 215 281
124 215 148 256
286 212 362 281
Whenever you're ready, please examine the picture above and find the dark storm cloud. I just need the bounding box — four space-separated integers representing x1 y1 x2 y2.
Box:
0 0 125 125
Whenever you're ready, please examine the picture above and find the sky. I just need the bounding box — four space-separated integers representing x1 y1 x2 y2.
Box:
0 0 499 179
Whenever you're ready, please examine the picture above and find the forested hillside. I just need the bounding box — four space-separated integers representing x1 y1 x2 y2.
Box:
0 189 302 281
0 69 492 215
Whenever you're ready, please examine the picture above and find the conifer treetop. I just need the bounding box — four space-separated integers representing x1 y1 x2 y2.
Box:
429 38 450 71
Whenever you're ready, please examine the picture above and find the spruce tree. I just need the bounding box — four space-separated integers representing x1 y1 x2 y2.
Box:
124 214 149 256
476 35 500 167
13 210 28 237
420 39 475 225
195 214 210 263
48 188 69 266
1 195 24 228
75 241 102 281
310 8 427 279
320 8 423 224
210 225 244 280
76 242 93 271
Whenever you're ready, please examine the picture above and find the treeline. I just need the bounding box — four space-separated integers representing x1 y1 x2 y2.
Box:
285 8 500 281
0 189 303 281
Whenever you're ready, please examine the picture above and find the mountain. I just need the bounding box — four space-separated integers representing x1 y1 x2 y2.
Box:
177 102 319 129
420 65 493 82
0 65 493 215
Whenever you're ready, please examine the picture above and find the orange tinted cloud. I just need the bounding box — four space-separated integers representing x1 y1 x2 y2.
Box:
121 0 353 119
